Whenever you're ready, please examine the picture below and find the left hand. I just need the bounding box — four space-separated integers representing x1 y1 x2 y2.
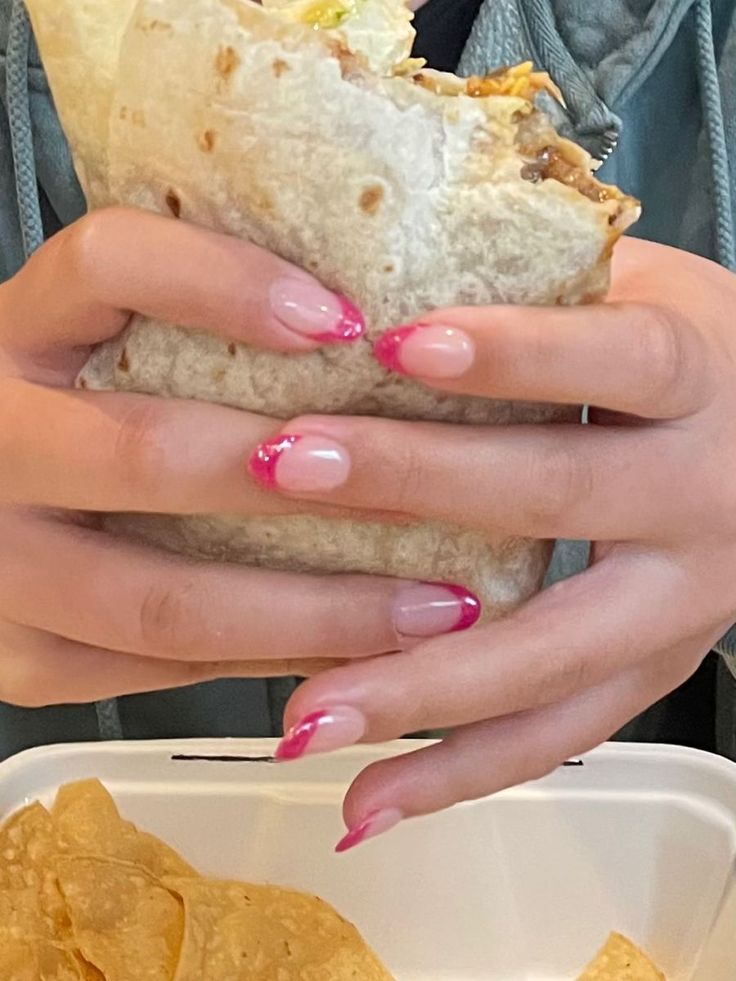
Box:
251 238 736 851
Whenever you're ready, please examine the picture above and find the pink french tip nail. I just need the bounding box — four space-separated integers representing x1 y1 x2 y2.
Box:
248 434 301 490
442 583 482 632
373 324 419 375
393 581 482 638
270 279 365 344
374 323 475 379
275 706 367 762
335 808 404 853
312 296 365 343
248 433 351 493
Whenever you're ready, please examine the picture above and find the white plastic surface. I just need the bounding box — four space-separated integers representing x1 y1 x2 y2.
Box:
0 740 734 980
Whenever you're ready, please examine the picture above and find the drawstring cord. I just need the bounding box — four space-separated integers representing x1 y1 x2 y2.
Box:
6 0 42 257
695 0 736 271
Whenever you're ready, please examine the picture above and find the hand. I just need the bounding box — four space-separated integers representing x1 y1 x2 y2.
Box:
254 238 736 850
0 207 478 707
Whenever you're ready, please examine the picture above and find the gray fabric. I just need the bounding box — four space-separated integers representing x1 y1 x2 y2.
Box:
693 0 735 269
5 1 40 257
1 0 736 756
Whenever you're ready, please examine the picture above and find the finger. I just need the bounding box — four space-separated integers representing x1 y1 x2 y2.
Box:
0 207 363 364
0 511 479 664
0 621 230 707
0 380 345 517
372 301 709 419
281 550 719 749
248 415 694 540
0 621 338 708
337 637 705 840
0 380 402 520
0 379 274 513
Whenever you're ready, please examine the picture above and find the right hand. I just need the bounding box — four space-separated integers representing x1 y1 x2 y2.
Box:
0 207 474 708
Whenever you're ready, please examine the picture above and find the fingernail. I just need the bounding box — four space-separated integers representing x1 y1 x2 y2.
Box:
275 706 366 761
393 582 481 638
374 323 475 378
248 434 351 492
270 279 364 343
335 808 404 853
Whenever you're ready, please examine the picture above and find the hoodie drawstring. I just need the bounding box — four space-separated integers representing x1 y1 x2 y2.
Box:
6 1 124 741
6 0 41 257
694 0 736 271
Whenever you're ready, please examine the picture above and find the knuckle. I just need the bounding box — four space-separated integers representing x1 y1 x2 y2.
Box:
527 443 594 532
63 208 134 296
535 636 594 703
138 579 208 658
382 433 425 512
631 304 693 413
64 210 114 282
112 400 169 496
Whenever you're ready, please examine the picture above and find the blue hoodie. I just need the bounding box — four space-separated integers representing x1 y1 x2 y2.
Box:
0 0 735 757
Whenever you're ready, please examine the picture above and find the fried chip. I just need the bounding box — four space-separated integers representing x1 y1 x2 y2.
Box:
0 781 391 979
56 855 184 980
0 803 77 947
165 876 394 980
0 888 84 980
0 934 83 981
52 780 195 878
577 932 666 980
0 803 62 891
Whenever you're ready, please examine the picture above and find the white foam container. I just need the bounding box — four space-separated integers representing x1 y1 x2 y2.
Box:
0 739 734 980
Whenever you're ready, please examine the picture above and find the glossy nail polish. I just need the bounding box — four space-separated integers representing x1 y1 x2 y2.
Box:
393 582 481 637
275 706 366 761
374 323 475 378
270 279 364 342
335 808 404 853
248 434 351 492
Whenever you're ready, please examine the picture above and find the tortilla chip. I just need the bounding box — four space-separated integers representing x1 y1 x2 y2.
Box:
0 780 393 979
52 779 195 878
57 855 184 980
578 933 666 980
0 935 83 981
0 803 76 945
0 802 61 887
0 888 84 981
165 876 393 980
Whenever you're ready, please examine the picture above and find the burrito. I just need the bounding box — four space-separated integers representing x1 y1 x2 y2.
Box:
26 0 639 671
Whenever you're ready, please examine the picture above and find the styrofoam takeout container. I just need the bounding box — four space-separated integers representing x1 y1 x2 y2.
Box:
0 740 734 980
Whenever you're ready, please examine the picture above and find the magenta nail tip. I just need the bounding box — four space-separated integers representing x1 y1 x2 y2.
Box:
424 581 482 632
334 808 403 853
313 295 365 344
248 433 301 489
274 709 328 762
372 324 418 374
335 814 375 854
337 296 366 341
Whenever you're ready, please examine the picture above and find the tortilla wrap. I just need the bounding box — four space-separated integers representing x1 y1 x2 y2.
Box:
26 0 638 673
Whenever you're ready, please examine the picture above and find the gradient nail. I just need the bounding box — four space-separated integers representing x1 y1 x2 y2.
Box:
248 434 350 492
275 706 366 762
393 582 481 637
374 323 475 378
270 278 364 343
335 808 404 853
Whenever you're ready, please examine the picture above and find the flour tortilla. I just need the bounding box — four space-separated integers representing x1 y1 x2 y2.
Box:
26 0 638 674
